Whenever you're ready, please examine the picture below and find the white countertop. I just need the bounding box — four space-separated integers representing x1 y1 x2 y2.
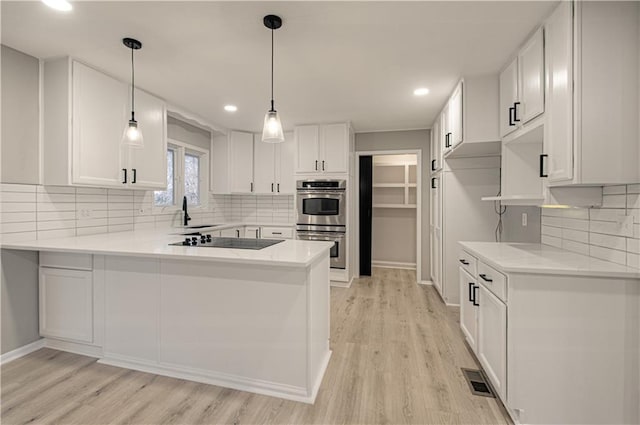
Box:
1 227 331 268
459 242 640 279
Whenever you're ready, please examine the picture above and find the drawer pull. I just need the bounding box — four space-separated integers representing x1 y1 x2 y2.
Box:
459 259 470 265
272 232 282 235
479 273 493 283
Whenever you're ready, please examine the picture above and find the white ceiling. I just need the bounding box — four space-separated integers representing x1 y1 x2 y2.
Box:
1 1 557 133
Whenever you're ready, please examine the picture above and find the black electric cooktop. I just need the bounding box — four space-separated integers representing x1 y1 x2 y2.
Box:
170 236 284 250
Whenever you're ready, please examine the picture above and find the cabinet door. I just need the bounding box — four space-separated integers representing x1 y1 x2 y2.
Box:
448 82 463 149
229 131 255 193
478 284 507 400
275 132 295 194
39 267 93 343
72 61 127 187
500 58 519 137
519 28 545 124
430 226 442 293
127 89 167 189
430 118 442 172
295 125 320 173
211 135 230 194
244 226 260 239
459 268 478 352
220 227 242 238
544 1 574 183
253 135 276 194
441 103 451 153
321 123 349 173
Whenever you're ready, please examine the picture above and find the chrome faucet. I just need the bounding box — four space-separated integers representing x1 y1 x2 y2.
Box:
182 196 191 226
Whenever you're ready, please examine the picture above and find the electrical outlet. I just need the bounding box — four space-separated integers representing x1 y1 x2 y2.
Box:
618 215 633 237
79 208 92 218
522 213 528 227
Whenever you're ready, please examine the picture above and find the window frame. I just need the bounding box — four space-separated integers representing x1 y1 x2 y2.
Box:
153 138 209 212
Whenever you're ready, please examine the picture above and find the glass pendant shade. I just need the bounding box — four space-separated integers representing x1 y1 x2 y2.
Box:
261 110 285 143
122 118 144 148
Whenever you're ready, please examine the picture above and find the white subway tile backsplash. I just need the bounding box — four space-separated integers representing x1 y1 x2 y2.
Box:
1 185 293 246
540 184 640 269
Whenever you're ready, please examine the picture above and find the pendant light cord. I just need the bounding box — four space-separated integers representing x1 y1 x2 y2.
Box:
131 46 135 121
270 26 275 112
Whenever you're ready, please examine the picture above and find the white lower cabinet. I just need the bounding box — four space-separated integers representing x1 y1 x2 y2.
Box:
477 283 507 401
220 227 242 238
244 226 260 239
39 266 93 343
261 226 293 239
458 267 478 352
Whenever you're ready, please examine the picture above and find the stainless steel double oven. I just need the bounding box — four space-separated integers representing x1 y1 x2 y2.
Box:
296 179 346 269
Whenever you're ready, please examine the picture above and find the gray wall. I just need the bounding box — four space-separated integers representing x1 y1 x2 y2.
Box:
355 130 431 281
1 250 40 354
168 116 211 151
1 45 40 184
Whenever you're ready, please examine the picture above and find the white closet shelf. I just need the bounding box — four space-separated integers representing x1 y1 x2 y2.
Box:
373 204 417 209
481 195 545 206
372 183 417 188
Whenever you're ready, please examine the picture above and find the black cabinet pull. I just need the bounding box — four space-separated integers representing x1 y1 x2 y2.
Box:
255 229 259 238
122 168 127 184
508 106 515 126
468 282 475 303
479 273 493 283
539 154 548 178
445 133 452 148
431 177 436 189
431 159 436 171
250 182 254 192
277 183 280 193
315 160 318 171
459 259 469 265
322 160 325 171
132 168 137 184
236 229 240 238
472 286 479 306
272 232 282 235
513 101 521 122
271 183 274 192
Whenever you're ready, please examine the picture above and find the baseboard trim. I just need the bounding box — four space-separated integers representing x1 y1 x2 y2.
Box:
372 261 416 270
419 280 433 285
330 276 353 288
308 350 332 403
44 338 103 358
98 351 330 404
0 339 45 365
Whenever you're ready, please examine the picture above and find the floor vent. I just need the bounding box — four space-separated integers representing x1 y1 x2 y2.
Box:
461 368 495 398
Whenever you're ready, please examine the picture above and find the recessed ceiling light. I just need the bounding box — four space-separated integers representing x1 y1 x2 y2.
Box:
224 105 238 112
42 0 72 11
413 87 430 96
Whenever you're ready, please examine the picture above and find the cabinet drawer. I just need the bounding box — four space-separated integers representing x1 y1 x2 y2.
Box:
261 226 293 239
458 250 477 277
477 261 507 302
40 252 93 271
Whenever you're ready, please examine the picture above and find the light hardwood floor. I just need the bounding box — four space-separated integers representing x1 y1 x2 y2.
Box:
1 268 511 425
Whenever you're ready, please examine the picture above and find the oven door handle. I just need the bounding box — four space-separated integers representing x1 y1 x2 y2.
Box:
296 190 345 196
298 233 345 239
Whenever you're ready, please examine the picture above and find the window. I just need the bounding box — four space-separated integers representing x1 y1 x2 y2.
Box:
154 141 208 208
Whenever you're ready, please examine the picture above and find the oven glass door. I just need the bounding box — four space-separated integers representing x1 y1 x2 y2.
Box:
296 192 346 226
297 232 346 269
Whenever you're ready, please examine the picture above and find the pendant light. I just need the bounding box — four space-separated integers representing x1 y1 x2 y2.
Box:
122 37 144 148
261 15 285 143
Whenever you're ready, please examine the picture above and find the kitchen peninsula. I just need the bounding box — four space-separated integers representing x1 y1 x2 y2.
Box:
1 228 333 403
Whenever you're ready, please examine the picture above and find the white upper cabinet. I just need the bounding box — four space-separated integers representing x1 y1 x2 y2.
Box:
229 131 254 193
43 58 167 190
430 117 442 172
499 58 519 138
518 28 545 124
253 135 276 194
440 76 500 158
544 2 573 183
448 82 463 150
295 123 351 174
500 28 544 139
126 89 167 189
254 131 295 194
71 61 127 187
544 1 639 186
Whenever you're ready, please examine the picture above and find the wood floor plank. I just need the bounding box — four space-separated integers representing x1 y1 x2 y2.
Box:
1 267 511 425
